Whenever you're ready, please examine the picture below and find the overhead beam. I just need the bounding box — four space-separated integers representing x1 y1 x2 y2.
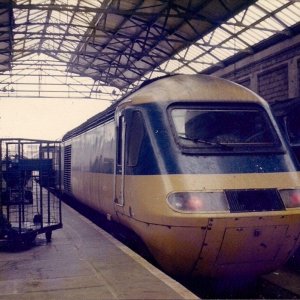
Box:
13 3 224 21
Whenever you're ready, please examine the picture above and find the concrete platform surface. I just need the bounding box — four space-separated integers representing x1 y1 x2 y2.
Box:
0 203 198 299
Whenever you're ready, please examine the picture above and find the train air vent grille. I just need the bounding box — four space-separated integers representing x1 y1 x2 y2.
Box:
63 145 72 193
225 189 285 212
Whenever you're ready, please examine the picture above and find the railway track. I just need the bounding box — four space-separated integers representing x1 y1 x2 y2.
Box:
180 269 300 299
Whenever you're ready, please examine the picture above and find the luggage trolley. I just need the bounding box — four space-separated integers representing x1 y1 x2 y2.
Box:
0 138 62 246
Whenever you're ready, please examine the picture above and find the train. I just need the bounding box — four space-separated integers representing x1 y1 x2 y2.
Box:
61 74 300 279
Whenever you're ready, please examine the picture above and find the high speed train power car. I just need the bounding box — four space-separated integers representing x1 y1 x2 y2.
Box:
61 74 300 278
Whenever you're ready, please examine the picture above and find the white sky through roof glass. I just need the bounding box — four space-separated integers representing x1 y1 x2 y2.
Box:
150 0 300 84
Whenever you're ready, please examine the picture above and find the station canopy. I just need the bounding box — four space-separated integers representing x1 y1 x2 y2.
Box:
0 0 300 102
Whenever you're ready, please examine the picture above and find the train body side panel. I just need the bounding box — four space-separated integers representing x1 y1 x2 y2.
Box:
71 171 115 216
121 172 300 226
65 120 116 217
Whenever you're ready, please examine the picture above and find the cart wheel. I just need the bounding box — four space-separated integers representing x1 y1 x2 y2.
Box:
45 231 52 243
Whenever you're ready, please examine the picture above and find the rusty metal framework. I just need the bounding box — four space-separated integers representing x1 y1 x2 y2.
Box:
0 0 299 100
0 0 13 73
0 138 62 245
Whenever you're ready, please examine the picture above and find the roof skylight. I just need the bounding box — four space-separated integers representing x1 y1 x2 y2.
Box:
144 0 300 88
0 0 299 100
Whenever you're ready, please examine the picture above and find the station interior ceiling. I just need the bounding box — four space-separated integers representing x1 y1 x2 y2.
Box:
0 0 300 102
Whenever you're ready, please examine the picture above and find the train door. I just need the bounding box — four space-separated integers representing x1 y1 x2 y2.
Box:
114 108 145 217
114 113 126 208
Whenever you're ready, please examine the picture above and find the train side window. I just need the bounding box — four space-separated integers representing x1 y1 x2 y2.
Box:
127 111 145 167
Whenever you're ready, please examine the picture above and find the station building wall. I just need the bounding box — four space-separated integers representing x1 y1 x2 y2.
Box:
210 33 300 103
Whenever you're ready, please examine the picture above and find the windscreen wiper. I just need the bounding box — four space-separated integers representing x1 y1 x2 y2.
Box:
178 134 233 150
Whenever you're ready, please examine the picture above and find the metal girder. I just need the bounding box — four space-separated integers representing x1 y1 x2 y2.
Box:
0 0 299 100
68 0 258 90
0 0 14 72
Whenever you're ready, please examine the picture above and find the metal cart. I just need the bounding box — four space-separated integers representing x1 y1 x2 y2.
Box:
0 138 62 246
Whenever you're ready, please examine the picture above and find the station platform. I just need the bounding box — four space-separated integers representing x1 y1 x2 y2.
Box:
0 203 198 299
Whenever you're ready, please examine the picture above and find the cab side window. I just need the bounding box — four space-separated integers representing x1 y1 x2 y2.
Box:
117 115 125 166
127 111 145 167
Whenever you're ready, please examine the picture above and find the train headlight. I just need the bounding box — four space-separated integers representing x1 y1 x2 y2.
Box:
280 189 300 208
167 191 229 213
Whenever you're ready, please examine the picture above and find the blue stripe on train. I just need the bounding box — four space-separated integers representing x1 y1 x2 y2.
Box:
84 102 295 175
126 153 292 175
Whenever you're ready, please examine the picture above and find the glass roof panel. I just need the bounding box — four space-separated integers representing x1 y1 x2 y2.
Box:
2 0 300 100
194 52 219 64
81 0 96 6
210 48 236 60
257 0 285 12
176 65 198 75
258 18 285 32
154 0 300 80
29 0 50 3
185 61 210 71
163 59 182 73
220 37 248 50
275 6 300 26
175 45 205 61
150 70 167 78
239 28 274 43
247 4 267 21
203 28 231 45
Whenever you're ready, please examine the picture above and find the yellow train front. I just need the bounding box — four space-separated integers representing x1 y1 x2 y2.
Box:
62 74 300 279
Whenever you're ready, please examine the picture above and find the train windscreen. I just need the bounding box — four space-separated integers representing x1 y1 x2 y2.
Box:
169 104 280 151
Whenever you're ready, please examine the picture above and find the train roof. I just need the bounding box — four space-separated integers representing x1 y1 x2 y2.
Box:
62 74 265 141
127 74 263 105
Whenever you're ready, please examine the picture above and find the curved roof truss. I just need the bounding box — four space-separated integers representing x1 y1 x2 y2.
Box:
0 0 299 101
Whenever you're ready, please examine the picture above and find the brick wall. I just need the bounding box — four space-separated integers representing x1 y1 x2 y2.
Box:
257 65 288 102
211 34 300 103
